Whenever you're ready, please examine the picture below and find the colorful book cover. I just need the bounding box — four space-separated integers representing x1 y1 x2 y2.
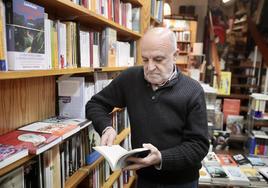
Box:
19 121 80 140
217 154 237 166
226 115 244 135
5 0 46 70
213 71 232 95
223 98 240 123
0 130 60 155
0 143 28 169
232 154 251 166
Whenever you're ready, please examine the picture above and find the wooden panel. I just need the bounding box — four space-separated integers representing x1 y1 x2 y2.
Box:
102 170 121 188
0 77 56 135
0 68 93 80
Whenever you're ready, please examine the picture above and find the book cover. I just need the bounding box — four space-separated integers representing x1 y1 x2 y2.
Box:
18 121 80 140
232 154 251 167
0 130 61 155
213 71 232 95
202 152 221 166
93 145 149 171
0 166 24 188
0 143 28 169
205 165 229 184
0 0 8 71
240 167 268 187
5 0 46 70
247 155 266 166
226 115 244 135
217 154 237 166
43 116 91 129
199 166 211 183
223 98 240 123
222 166 250 186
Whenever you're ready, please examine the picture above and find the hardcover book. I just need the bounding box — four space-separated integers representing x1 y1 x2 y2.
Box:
5 0 46 70
202 152 221 166
0 130 61 155
240 167 268 187
0 143 28 169
232 154 251 167
199 166 211 183
18 121 80 140
93 145 149 171
205 165 229 184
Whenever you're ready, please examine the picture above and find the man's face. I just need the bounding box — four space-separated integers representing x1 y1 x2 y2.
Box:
141 35 176 85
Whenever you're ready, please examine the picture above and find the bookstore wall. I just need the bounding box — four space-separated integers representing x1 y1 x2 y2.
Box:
1 0 268 188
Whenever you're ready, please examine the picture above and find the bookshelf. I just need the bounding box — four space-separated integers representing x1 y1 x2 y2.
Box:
0 0 157 187
64 128 131 188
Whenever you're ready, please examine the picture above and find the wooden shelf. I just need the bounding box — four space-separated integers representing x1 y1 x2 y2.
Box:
0 68 93 80
29 0 142 41
94 66 129 72
65 128 131 188
103 170 121 188
217 94 250 100
124 176 136 188
231 84 259 89
0 155 35 177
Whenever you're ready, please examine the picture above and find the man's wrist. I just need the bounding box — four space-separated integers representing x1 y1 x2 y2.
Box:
102 126 114 135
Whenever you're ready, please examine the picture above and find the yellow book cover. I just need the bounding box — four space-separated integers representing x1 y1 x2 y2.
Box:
213 71 232 95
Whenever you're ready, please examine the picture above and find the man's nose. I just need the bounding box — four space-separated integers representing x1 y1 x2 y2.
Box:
147 60 156 71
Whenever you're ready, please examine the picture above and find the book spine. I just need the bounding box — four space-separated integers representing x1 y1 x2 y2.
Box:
5 0 13 25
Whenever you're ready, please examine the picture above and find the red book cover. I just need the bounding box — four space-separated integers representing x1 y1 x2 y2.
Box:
113 0 120 23
0 130 61 155
217 154 237 166
223 98 240 123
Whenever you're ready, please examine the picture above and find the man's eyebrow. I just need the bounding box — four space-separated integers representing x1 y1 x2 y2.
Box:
153 55 165 59
142 56 148 59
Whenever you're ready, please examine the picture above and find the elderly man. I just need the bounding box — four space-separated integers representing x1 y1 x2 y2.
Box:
86 27 209 188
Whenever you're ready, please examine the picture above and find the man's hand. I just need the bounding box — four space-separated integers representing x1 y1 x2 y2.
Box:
123 143 162 171
101 127 117 146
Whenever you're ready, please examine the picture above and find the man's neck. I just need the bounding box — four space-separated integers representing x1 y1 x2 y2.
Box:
152 65 177 91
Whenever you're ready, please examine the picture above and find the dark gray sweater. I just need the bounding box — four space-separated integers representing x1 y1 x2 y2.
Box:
86 66 209 184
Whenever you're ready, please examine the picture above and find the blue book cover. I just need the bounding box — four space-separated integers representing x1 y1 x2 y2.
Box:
5 0 44 30
5 0 44 53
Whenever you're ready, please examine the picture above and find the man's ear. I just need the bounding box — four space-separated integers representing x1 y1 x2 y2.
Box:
173 50 179 61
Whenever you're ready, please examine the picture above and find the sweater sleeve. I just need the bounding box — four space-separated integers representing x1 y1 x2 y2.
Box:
160 89 209 171
85 73 126 135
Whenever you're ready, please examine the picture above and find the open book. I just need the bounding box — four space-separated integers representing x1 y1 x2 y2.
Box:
93 145 149 171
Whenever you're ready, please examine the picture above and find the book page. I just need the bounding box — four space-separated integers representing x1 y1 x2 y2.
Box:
93 145 128 170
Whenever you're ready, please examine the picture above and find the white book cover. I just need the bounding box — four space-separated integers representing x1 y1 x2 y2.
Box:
57 21 67 69
258 167 268 179
44 18 52 69
93 145 149 171
125 3 132 30
199 166 211 183
202 152 221 166
223 166 250 186
79 30 90 67
58 77 86 118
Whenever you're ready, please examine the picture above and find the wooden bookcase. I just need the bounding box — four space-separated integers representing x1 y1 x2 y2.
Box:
0 0 153 187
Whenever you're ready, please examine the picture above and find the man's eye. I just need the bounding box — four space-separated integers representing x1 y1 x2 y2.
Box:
143 59 149 63
154 58 163 62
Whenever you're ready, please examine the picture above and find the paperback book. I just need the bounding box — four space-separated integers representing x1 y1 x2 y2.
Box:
0 130 61 155
93 145 149 171
18 121 80 140
0 143 28 169
5 0 46 70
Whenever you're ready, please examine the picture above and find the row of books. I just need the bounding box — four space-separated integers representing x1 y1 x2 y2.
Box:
200 152 268 186
0 116 91 169
249 130 268 156
0 0 137 71
71 0 140 32
150 0 163 22
0 107 131 187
